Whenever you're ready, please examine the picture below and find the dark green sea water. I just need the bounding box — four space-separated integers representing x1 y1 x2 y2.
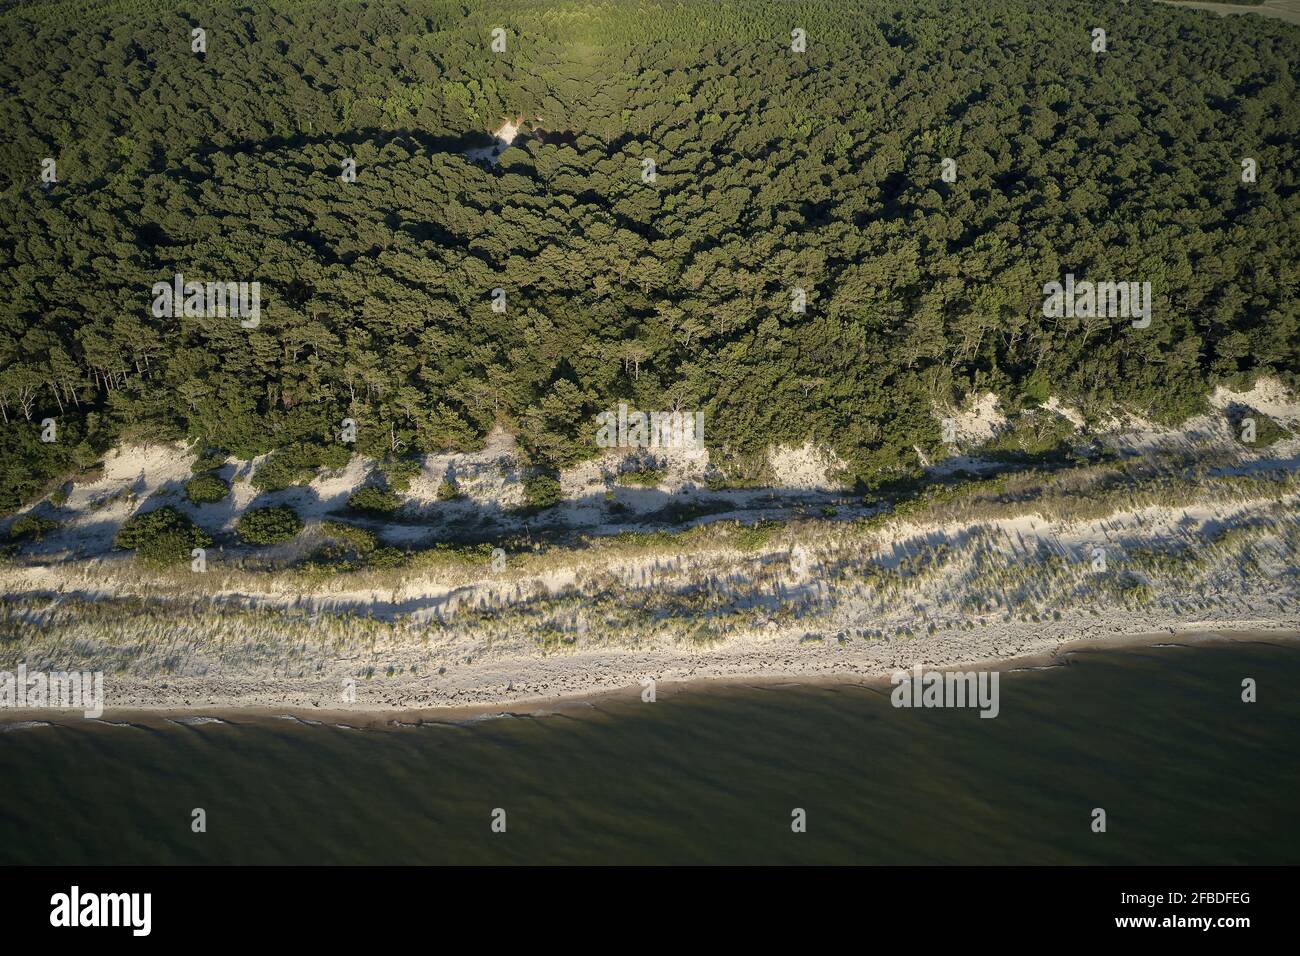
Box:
1 637 1298 864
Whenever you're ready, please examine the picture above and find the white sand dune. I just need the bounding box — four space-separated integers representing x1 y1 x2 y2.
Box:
3 379 1298 716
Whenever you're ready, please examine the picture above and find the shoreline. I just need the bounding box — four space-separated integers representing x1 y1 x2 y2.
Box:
5 412 1298 729
4 624 1295 730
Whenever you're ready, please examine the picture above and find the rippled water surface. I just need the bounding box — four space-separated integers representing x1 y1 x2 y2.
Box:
1 637 1297 864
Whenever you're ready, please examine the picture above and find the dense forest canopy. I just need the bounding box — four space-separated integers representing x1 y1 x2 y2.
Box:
1 0 1297 512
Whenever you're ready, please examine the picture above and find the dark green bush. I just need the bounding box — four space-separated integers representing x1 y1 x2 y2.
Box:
382 456 423 493
236 506 304 545
113 506 212 565
347 486 402 515
252 443 352 492
1229 408 1291 448
522 474 563 510
9 514 61 541
191 449 229 474
185 473 230 504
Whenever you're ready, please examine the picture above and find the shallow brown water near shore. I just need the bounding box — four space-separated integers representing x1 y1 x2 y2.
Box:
1 634 1297 864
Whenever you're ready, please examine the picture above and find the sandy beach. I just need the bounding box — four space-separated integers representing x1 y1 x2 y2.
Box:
1 626 1294 729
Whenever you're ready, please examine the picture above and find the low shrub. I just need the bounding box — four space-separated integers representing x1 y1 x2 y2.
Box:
252 442 351 492
185 473 229 504
113 506 212 565
320 520 377 555
191 448 230 473
522 473 563 510
236 505 303 545
347 486 402 515
382 456 423 493
8 514 61 541
615 468 665 487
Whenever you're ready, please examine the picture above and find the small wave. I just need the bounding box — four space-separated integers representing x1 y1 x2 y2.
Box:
275 715 323 726
87 718 142 729
167 716 227 726
457 711 521 725
1 720 53 732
